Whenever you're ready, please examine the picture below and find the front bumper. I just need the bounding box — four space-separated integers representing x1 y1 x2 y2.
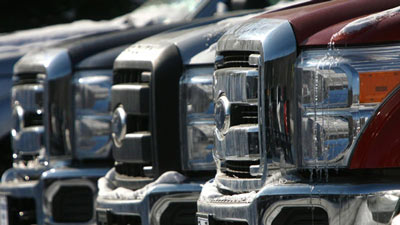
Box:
0 167 108 225
198 179 400 225
96 181 203 225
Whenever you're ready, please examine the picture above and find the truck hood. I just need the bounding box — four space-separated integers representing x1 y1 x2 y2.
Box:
258 0 400 46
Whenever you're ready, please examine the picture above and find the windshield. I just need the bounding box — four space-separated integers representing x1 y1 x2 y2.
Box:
127 0 205 27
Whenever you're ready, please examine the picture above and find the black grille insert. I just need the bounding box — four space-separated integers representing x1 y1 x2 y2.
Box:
230 103 258 126
159 201 197 225
224 159 260 178
97 210 141 225
211 217 249 225
14 73 43 85
272 207 329 225
23 112 43 127
52 186 93 223
126 115 149 133
7 196 37 225
113 69 150 84
115 162 148 177
216 51 258 69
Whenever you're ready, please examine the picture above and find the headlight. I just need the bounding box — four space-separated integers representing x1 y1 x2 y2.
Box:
277 44 400 168
179 66 215 171
74 70 113 159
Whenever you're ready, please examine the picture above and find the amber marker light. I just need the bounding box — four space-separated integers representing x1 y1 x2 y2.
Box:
359 71 400 103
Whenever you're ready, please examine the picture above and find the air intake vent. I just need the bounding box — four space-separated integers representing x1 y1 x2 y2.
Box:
272 207 329 225
216 51 258 69
52 186 93 223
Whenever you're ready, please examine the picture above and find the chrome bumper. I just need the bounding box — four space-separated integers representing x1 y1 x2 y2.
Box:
198 180 400 225
96 182 202 225
0 167 108 225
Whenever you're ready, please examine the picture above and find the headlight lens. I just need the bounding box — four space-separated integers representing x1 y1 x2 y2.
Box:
74 70 113 159
179 66 215 171
294 45 400 168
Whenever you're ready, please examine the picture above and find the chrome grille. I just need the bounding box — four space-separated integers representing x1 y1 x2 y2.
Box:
214 51 261 178
11 73 45 162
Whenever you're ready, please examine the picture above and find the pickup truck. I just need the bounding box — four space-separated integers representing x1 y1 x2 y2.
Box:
197 0 400 224
0 1 271 224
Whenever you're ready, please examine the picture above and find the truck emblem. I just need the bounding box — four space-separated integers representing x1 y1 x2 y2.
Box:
215 94 230 136
111 105 127 148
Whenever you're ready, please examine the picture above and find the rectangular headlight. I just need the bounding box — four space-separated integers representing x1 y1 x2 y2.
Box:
74 70 113 159
179 66 215 171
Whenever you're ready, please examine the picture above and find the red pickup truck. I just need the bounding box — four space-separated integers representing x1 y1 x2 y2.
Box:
198 0 400 224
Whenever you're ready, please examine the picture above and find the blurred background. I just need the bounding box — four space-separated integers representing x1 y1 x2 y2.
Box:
0 0 143 33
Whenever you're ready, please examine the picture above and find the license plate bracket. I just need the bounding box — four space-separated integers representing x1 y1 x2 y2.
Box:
197 213 214 225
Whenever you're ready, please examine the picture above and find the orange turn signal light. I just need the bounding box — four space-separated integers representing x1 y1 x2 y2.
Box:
359 71 400 103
